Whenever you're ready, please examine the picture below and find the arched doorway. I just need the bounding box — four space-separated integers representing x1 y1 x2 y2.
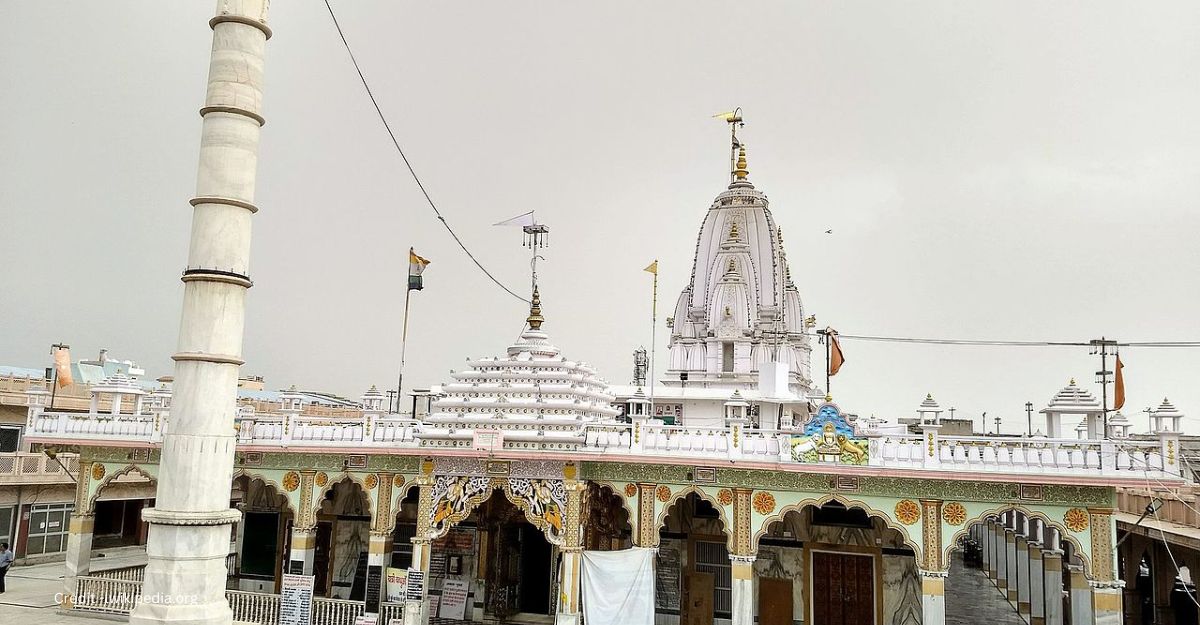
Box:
231 475 292 593
756 501 919 625
315 478 371 599
583 483 632 551
658 491 732 625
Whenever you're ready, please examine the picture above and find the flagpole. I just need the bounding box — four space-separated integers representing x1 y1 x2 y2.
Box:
825 331 831 395
649 263 658 413
396 285 412 415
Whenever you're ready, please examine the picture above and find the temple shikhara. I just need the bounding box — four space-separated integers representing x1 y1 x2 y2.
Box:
12 3 1191 625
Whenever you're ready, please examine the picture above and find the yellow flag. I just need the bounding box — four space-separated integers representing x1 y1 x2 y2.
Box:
644 260 658 275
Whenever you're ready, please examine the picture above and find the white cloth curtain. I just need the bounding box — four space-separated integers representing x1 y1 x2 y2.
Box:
581 547 656 625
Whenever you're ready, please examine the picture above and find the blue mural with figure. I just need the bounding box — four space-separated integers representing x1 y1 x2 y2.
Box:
802 403 855 438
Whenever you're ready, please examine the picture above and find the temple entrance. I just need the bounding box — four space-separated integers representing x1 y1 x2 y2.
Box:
314 479 371 599
230 475 292 593
810 550 875 625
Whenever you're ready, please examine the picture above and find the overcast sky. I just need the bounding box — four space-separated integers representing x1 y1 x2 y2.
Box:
2 2 1198 433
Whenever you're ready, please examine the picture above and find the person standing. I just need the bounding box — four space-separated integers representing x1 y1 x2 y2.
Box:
0 542 12 593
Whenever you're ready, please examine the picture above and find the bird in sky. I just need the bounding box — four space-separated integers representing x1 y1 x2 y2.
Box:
825 229 833 235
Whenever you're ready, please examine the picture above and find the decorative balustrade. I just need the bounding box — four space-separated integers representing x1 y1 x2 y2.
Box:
25 406 1185 481
868 434 1177 477
380 602 405 622
1118 487 1200 527
90 563 145 582
0 452 79 483
74 581 379 625
74 576 141 614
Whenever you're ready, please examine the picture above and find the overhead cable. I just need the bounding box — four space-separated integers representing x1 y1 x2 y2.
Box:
323 1 529 304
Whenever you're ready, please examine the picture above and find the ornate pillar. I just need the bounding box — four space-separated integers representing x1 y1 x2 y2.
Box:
1029 541 1046 625
921 571 948 625
63 458 95 599
130 2 271 623
365 472 395 614
730 488 755 625
995 521 1009 592
287 470 317 576
1043 549 1064 625
635 483 658 548
1067 564 1093 625
1088 508 1123 625
63 513 95 598
555 467 585 625
405 461 435 625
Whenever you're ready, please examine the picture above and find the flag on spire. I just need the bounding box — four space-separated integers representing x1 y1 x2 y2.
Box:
1113 355 1126 410
53 346 73 388
408 248 431 290
827 328 846 376
644 260 658 275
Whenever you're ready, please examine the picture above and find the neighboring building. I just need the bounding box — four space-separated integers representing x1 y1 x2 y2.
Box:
21 148 1189 625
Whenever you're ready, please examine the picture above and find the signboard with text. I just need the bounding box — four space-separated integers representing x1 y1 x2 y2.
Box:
280 574 314 625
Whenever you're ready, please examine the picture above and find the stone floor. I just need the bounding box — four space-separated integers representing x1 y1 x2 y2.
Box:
946 551 1026 625
0 546 147 625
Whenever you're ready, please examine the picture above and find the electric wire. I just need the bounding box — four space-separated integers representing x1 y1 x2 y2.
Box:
322 0 529 304
1119 450 1200 609
835 334 1200 348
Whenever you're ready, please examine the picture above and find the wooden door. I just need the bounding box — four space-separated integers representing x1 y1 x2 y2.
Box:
685 572 715 625
811 552 874 625
759 577 793 625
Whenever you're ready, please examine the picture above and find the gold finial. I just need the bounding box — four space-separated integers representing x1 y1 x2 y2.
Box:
727 258 737 273
1069 378 1076 386
527 285 544 330
729 222 740 240
734 145 749 180
824 393 833 402
926 393 933 400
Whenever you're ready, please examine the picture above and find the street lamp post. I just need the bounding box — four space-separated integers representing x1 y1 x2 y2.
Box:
1025 401 1034 437
994 415 1002 435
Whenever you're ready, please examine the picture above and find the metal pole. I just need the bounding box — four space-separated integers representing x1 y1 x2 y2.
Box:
825 332 831 395
649 266 658 414
1100 337 1109 437
1026 402 1033 437
396 285 413 413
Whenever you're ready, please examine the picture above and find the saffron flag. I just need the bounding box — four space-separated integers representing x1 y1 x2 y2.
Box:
1113 355 1125 410
643 260 658 275
827 328 845 376
53 347 73 388
408 248 431 291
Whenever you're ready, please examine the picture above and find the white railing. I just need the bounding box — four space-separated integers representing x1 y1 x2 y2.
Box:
380 602 405 622
0 452 79 483
227 589 281 623
90 564 145 582
74 576 141 614
868 434 1177 477
74 582 372 625
25 405 1185 482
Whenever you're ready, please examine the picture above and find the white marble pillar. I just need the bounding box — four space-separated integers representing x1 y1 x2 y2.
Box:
730 555 756 625
996 522 1009 593
366 532 392 614
1017 534 1032 620
129 3 271 623
1029 542 1046 625
63 513 95 598
1091 581 1124 625
404 537 432 625
1043 550 1064 625
288 528 317 576
1067 564 1092 625
555 548 584 625
922 570 948 625
1006 528 1019 606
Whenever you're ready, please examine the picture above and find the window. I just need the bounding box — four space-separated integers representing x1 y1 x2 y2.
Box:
25 502 73 556
0 506 13 547
0 426 20 453
695 540 732 617
722 342 734 373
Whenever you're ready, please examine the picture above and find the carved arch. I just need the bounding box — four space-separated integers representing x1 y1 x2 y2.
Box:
88 464 157 512
231 470 294 515
946 505 1090 576
313 474 374 522
654 485 734 551
426 476 569 546
751 493 923 562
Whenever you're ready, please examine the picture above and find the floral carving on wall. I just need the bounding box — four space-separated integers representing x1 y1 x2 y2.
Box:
282 471 300 492
717 489 734 506
1064 508 1089 532
942 502 967 526
656 485 672 502
895 499 921 525
752 491 776 515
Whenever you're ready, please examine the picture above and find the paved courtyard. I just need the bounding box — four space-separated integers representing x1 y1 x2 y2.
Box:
946 551 1027 625
0 547 147 625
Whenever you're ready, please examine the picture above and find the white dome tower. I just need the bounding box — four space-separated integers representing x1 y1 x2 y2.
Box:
664 138 814 394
